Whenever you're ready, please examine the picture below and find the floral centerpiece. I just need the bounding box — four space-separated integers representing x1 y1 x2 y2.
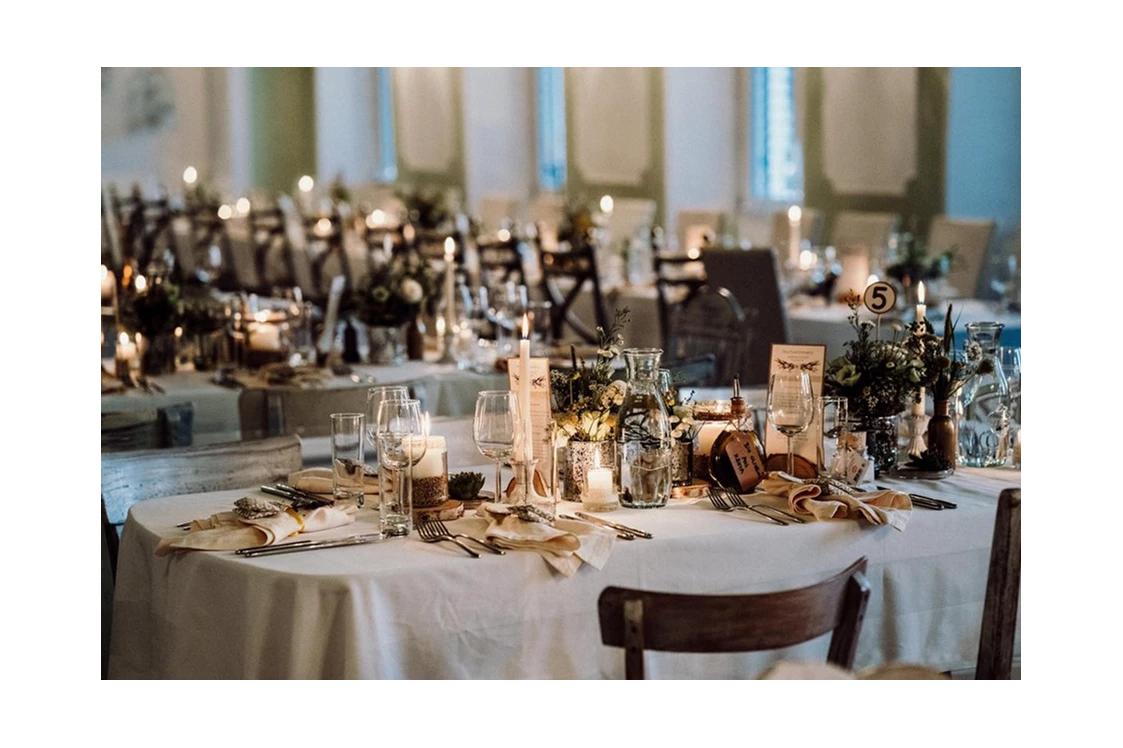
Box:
353 255 437 364
550 308 629 501
824 296 925 474
557 197 603 247
886 231 954 304
396 184 455 231
120 273 183 375
902 303 992 472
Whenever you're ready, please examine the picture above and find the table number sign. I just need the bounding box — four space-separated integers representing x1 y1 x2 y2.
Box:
765 343 826 478
507 357 553 467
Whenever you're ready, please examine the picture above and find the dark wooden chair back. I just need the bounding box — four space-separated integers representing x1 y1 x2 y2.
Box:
977 487 1021 679
701 248 790 386
477 234 527 288
598 557 870 679
536 233 608 344
102 403 195 453
664 285 748 386
250 205 299 293
306 209 352 300
653 249 708 350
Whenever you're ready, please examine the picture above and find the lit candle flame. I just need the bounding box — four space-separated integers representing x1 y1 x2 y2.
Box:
254 311 270 323
599 194 614 214
788 205 802 224
444 237 455 262
217 204 232 220
183 166 198 185
521 313 530 339
134 275 148 292
799 249 814 270
118 332 129 346
917 281 926 304
497 228 511 242
298 175 314 193
174 326 183 338
315 217 333 235
101 264 108 280
235 197 251 216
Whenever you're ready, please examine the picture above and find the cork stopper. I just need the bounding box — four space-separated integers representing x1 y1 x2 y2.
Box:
730 374 746 418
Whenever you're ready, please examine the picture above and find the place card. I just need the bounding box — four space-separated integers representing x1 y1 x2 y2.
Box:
765 343 826 478
507 356 552 467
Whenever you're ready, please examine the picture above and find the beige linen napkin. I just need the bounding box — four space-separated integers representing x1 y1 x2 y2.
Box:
474 503 615 578
757 472 912 531
287 467 380 497
154 504 356 555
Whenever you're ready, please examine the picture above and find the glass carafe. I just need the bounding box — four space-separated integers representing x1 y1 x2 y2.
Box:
958 322 1010 467
615 348 672 508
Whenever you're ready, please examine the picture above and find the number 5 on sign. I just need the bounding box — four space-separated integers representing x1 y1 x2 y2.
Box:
863 282 897 315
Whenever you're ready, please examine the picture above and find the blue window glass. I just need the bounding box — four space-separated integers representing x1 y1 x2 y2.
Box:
751 67 802 203
536 67 566 192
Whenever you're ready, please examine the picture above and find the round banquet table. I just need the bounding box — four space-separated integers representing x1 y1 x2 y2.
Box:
108 421 1021 680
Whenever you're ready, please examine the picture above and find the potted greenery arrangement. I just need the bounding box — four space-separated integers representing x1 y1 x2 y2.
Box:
120 272 183 376
886 231 955 304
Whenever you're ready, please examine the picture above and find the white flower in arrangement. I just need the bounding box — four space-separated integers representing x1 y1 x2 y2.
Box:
597 379 626 409
578 411 613 441
399 278 424 304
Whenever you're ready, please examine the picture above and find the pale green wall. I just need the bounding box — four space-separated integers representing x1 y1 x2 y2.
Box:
249 67 316 196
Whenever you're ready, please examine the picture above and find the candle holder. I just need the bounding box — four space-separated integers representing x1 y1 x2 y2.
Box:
508 458 556 522
437 319 458 365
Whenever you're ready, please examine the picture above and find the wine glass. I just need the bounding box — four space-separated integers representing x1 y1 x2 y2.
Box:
473 390 521 502
768 371 815 475
375 398 427 537
366 386 410 467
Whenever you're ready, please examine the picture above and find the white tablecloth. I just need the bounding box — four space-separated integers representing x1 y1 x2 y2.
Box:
101 369 243 445
109 430 1021 679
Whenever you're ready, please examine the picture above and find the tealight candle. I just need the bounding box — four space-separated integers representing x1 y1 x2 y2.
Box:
586 466 615 505
248 323 282 351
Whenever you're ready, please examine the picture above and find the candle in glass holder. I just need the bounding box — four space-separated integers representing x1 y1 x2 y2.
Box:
409 435 448 508
585 450 616 510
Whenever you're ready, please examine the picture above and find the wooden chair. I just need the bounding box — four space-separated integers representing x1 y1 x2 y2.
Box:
664 285 747 387
536 237 609 344
249 203 299 293
476 233 528 288
101 434 302 680
976 487 1020 679
101 403 195 453
598 557 871 679
927 215 996 299
653 249 708 350
305 208 353 301
700 248 790 386
829 210 900 258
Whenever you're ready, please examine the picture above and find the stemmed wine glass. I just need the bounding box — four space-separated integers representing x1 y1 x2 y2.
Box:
768 370 815 475
366 385 410 470
473 390 520 502
375 398 427 537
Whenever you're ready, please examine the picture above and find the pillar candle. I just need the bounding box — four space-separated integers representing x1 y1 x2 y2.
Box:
587 467 614 504
788 205 801 266
444 237 456 325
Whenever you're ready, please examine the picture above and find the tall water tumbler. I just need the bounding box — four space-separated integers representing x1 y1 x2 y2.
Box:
330 413 366 505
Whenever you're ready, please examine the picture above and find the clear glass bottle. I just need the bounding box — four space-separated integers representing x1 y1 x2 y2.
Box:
958 322 1010 467
615 349 672 508
709 376 769 492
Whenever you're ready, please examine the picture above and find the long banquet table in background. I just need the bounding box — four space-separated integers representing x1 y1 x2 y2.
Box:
102 359 508 444
108 414 1021 680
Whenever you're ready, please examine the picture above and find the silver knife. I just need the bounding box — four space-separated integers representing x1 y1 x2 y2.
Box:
559 514 635 540
575 511 653 539
238 533 384 557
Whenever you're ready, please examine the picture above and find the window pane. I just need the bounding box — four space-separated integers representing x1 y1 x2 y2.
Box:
536 67 566 192
378 67 398 182
751 67 802 203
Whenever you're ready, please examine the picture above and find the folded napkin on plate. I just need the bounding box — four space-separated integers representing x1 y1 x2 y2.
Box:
287 467 379 496
474 503 615 578
758 472 912 531
154 503 356 556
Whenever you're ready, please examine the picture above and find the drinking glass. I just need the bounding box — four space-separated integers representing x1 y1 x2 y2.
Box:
473 390 520 502
768 371 815 475
366 385 410 458
815 395 848 473
375 398 427 537
330 413 365 505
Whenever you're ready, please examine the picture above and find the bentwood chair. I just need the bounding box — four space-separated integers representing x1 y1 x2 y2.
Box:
536 234 609 344
653 248 708 350
598 557 870 679
977 488 1021 679
101 434 303 679
664 285 747 387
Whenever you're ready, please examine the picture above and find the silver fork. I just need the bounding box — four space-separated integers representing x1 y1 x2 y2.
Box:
416 521 480 557
707 486 787 526
431 519 506 555
722 487 806 525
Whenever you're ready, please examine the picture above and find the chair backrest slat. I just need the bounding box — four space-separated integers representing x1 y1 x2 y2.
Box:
977 487 1020 679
